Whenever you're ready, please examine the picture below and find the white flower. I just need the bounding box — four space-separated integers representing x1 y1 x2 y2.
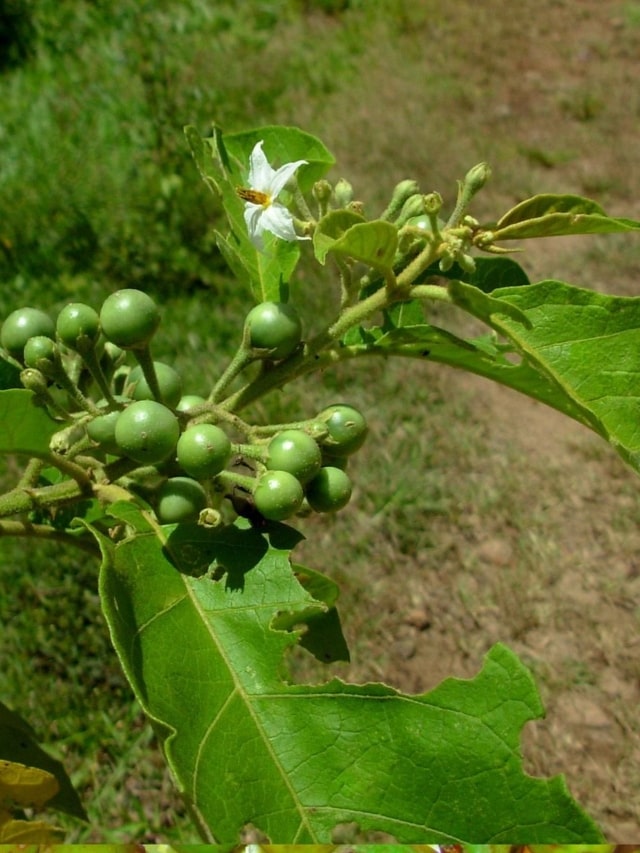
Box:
237 140 309 250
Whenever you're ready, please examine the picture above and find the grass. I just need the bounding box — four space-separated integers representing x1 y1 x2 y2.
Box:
2 0 640 841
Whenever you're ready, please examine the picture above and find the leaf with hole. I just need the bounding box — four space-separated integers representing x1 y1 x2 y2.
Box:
94 504 601 843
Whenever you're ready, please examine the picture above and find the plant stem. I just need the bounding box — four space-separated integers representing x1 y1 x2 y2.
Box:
221 241 441 413
208 345 255 404
133 345 163 402
408 284 454 303
215 469 256 492
81 348 120 406
18 458 45 489
0 478 85 520
0 519 100 557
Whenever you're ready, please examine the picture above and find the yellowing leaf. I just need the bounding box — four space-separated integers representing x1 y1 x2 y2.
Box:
0 759 59 807
0 807 63 842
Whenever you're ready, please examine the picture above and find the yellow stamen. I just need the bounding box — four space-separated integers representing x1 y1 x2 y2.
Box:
237 187 270 205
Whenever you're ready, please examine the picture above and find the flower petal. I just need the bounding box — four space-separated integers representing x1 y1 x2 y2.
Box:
260 203 299 242
268 158 308 198
243 203 266 249
247 141 276 193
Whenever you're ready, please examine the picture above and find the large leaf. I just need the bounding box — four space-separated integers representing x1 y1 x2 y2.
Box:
0 390 59 457
355 280 640 473
185 124 304 303
490 280 640 471
345 324 596 430
447 279 531 328
223 125 335 193
431 256 531 291
490 194 640 240
96 505 600 844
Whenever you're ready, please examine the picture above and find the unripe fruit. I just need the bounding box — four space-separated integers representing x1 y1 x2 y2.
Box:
114 400 179 464
177 424 232 479
244 301 302 360
156 476 207 524
266 429 321 484
306 466 353 513
126 361 183 408
56 303 100 353
253 470 304 521
406 215 447 233
1 308 55 360
86 409 121 454
23 335 59 373
318 404 368 456
99 289 160 349
177 394 206 412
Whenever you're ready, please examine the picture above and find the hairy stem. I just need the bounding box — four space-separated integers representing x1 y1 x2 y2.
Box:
0 519 100 557
221 241 441 413
0 478 85 520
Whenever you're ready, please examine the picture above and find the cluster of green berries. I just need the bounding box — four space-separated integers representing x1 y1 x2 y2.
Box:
1 290 368 526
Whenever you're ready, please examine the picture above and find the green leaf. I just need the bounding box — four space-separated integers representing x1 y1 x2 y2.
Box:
273 564 350 664
342 315 600 444
184 125 220 196
447 279 532 328
322 220 398 272
490 193 640 240
224 125 335 192
0 390 59 457
434 256 531 291
498 193 607 225
0 702 86 820
382 298 426 330
490 280 640 471
314 210 366 265
0 357 21 391
96 505 601 843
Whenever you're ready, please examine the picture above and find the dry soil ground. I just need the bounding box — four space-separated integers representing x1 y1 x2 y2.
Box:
289 0 640 840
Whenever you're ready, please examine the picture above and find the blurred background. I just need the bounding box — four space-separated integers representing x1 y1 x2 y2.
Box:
1 0 639 841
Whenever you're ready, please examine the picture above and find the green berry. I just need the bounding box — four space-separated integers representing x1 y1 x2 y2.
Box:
1 308 55 360
306 466 353 513
85 398 127 454
156 476 207 524
56 303 100 353
177 424 232 479
86 409 121 454
126 361 183 408
318 404 368 456
23 335 59 373
177 394 206 412
99 289 160 349
266 429 321 484
253 470 304 521
114 400 179 464
244 301 302 360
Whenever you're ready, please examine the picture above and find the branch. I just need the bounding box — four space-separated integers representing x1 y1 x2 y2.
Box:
0 519 101 558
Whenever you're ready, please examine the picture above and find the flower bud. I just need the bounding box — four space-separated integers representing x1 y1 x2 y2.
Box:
20 368 49 394
394 194 426 227
333 178 354 207
347 200 365 217
381 179 420 221
423 192 443 216
457 253 477 274
463 162 491 197
312 180 332 204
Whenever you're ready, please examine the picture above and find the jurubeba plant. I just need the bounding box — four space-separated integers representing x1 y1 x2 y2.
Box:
2 121 640 844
